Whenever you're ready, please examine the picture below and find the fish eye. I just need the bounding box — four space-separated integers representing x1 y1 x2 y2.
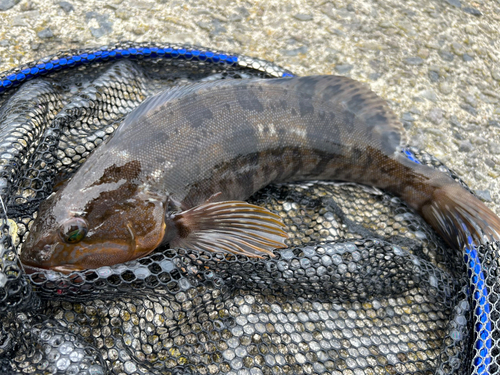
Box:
59 217 88 244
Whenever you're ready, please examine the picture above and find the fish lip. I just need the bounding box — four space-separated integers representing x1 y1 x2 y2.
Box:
49 264 83 274
22 261 75 276
21 253 84 275
21 263 48 275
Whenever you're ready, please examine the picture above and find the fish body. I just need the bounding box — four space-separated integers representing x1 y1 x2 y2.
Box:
21 76 500 273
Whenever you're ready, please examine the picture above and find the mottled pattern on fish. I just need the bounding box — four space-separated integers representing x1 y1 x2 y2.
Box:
21 76 500 273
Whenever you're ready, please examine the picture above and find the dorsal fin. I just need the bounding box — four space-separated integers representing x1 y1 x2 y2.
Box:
116 79 253 135
118 75 406 156
259 75 406 155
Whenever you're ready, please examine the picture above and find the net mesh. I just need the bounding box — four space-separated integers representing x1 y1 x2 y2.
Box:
0 41 494 375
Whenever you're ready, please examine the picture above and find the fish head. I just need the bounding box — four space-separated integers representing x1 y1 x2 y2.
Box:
21 163 167 274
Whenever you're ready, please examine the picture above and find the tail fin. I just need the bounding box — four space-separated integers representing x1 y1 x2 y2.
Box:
420 184 500 250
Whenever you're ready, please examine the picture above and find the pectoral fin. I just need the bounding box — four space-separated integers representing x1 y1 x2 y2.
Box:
167 201 288 258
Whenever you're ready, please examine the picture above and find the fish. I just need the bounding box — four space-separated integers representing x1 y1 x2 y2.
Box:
20 75 500 274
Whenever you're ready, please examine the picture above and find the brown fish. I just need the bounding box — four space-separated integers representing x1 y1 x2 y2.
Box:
20 76 500 273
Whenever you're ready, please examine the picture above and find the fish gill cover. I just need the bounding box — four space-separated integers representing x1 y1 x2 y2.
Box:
0 41 495 375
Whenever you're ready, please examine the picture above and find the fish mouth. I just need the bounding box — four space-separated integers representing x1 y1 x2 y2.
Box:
21 255 106 275
20 234 62 269
25 240 137 274
49 264 88 274
21 262 77 276
21 263 52 275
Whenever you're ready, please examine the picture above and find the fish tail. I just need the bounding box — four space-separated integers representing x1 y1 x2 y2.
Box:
420 183 500 250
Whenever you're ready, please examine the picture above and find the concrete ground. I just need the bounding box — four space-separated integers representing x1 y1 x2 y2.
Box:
0 0 499 215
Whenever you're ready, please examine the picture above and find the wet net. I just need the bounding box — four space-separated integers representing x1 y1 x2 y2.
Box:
0 41 495 375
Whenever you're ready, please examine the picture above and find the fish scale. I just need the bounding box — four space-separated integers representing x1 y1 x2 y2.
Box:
92 76 403 205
